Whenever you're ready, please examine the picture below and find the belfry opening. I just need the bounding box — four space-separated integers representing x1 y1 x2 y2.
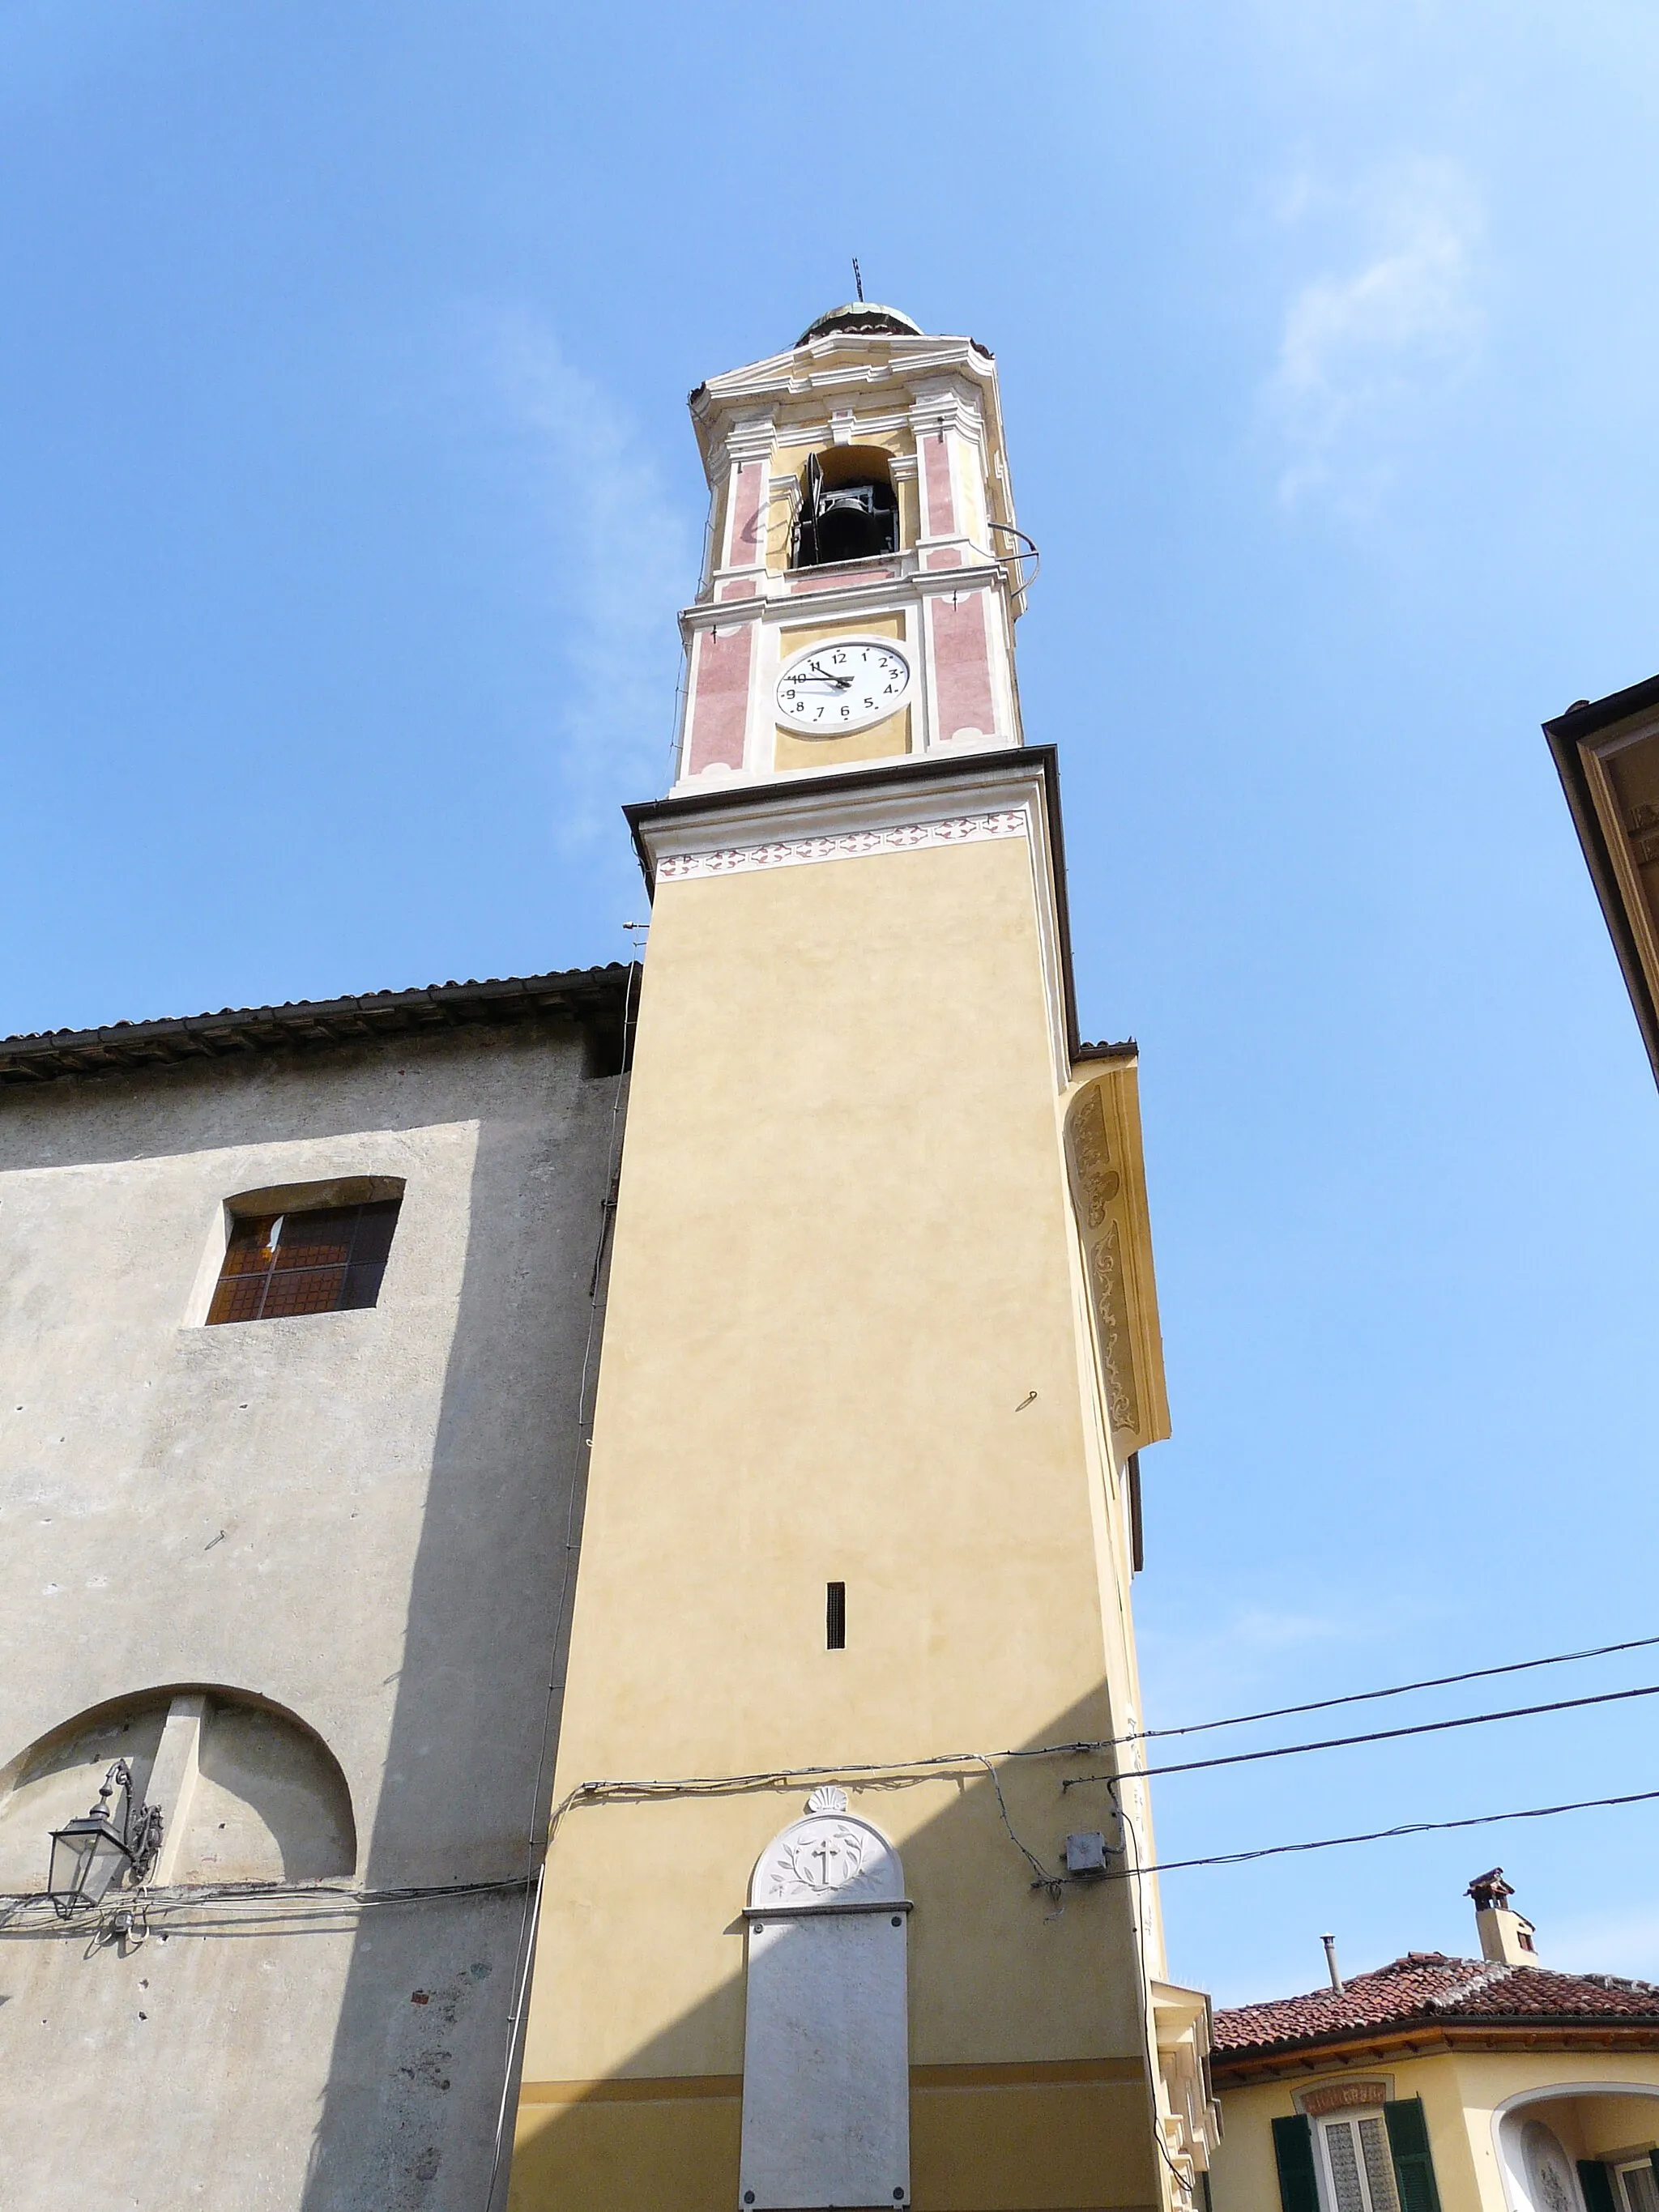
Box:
792 446 901 568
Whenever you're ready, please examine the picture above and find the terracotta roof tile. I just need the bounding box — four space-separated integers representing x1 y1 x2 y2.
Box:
1214 1954 1659 2061
0 965 638 1087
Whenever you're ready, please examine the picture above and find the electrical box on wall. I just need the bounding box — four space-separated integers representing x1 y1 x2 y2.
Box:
1064 1831 1110 1878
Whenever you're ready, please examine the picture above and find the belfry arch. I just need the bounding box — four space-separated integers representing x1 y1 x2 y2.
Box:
793 445 902 568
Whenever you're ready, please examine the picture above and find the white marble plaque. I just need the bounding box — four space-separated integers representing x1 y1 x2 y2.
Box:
740 1815 910 2210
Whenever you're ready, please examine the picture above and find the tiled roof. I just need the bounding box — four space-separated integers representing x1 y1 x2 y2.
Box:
1215 1953 1659 2062
0 965 637 1087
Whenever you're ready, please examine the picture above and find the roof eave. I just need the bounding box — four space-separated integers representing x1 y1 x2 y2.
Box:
0 965 639 1089
1543 676 1659 1088
1213 2014 1659 2086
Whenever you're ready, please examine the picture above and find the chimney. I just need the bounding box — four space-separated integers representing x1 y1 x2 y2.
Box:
1466 1868 1541 1968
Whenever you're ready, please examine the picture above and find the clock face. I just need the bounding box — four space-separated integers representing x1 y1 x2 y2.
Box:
775 639 911 735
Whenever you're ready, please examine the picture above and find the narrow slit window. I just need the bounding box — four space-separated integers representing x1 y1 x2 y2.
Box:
207 1199 401 1326
826 1582 847 1651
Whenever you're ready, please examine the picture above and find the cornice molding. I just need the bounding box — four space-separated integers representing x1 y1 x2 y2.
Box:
694 334 995 409
1064 1063 1171 1456
770 408 912 450
655 808 1029 884
680 557 1013 637
626 748 1080 1084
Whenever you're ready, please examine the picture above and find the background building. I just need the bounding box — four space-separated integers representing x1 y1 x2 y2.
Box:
1209 1878 1659 2212
0 969 630 2210
1546 673 1659 1086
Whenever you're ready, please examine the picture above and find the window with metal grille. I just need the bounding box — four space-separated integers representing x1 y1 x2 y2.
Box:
207 1199 400 1325
1318 2114 1401 2212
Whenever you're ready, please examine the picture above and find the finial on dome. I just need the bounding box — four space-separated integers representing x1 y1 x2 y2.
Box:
795 302 923 347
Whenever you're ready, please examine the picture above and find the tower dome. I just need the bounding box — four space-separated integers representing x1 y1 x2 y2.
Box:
795 301 923 346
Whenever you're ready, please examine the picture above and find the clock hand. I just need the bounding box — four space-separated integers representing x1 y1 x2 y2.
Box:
800 660 854 688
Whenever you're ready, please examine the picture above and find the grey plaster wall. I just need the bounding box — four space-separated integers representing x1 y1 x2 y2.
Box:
0 1020 621 2209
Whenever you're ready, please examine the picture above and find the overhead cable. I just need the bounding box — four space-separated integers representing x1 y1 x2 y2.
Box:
1128 1629 1659 1745
1064 1677 1659 1791
1110 1782 1659 1880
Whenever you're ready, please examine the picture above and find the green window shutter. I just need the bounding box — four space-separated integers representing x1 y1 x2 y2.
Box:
1578 2161 1618 2212
1384 2097 1444 2212
1272 2114 1320 2212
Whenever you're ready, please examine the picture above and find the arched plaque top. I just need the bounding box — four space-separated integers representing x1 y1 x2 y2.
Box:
748 1813 904 1909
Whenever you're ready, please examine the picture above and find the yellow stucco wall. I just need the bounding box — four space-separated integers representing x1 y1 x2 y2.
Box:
514 833 1163 2210
1213 2047 1659 2211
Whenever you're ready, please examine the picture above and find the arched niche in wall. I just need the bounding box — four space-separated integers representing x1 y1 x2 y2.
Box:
0 1686 356 1892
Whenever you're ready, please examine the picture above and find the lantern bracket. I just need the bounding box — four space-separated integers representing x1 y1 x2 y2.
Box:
47 1758 164 1921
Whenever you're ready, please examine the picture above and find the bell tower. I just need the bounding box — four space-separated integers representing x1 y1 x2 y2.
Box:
674 300 1026 791
509 307 1210 2212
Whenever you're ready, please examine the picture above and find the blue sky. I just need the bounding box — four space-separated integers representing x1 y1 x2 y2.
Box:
5 1 1659 2008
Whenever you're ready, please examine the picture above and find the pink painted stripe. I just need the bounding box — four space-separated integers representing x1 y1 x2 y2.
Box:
929 591 996 740
725 462 762 566
921 435 957 538
686 626 750 774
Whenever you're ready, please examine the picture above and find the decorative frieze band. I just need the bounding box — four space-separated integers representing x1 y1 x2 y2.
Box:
656 807 1030 883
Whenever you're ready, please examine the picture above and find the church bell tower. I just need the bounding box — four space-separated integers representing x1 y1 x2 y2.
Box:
509 304 1209 2212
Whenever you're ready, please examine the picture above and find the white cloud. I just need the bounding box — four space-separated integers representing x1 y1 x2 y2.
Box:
1137 1594 1441 1729
1264 156 1485 511
484 311 697 844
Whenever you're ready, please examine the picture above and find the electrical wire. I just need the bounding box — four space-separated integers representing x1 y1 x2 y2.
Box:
1109 1782 1659 1882
549 1755 1059 1894
516 1672 1659 1818
1126 1629 1659 1745
0 1875 533 1941
1062 1677 1659 1792
484 962 640 2212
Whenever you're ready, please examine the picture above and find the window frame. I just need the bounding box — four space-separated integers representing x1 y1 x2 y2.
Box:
192 1176 406 1329
1314 2106 1402 2212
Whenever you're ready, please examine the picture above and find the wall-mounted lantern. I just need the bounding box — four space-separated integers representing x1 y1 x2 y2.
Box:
47 1760 162 1920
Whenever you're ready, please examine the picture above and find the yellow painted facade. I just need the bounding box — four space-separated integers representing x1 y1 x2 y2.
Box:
1213 2048 1659 2211
511 307 1202 2212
